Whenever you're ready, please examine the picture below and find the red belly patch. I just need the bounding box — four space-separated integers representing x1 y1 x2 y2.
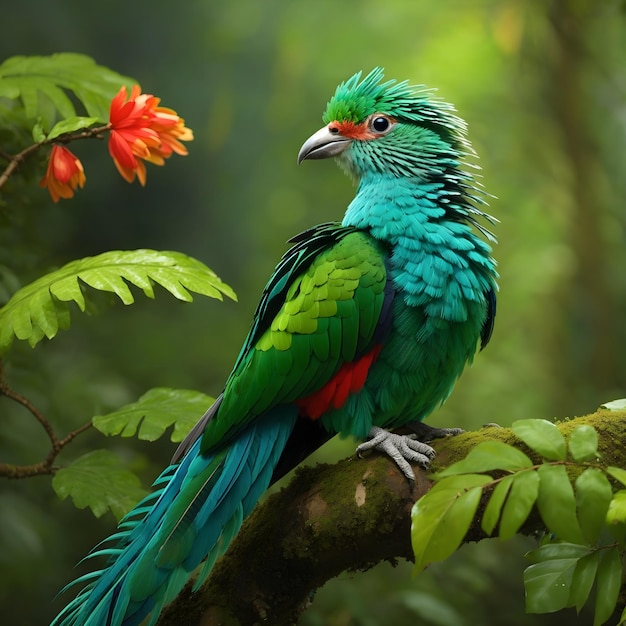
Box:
295 344 382 420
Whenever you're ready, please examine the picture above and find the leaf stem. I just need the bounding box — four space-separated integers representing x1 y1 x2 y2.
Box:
479 458 606 492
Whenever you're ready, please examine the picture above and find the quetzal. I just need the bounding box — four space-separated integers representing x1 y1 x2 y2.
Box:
51 68 497 626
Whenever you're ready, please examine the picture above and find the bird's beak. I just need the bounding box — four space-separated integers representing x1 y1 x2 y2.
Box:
297 125 352 164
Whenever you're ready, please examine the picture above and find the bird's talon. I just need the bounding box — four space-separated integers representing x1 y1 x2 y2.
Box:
356 426 437 483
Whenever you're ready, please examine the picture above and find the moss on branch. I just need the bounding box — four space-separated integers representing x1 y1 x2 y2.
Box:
157 408 626 626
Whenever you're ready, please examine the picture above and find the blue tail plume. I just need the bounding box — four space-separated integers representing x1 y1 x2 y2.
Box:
51 407 298 626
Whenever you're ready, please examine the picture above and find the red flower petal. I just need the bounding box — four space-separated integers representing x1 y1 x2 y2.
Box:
107 84 193 185
40 145 86 203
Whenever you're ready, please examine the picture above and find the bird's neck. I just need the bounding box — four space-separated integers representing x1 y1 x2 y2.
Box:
342 174 464 243
342 173 496 305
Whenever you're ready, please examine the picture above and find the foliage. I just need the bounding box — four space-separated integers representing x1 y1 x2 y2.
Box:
0 53 234 525
2 2 626 624
0 249 235 352
411 415 626 625
0 52 193 205
52 449 148 520
93 387 215 443
48 388 216 521
0 52 134 133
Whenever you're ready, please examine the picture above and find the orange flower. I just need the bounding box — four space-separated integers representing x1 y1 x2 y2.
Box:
39 145 86 202
108 85 193 185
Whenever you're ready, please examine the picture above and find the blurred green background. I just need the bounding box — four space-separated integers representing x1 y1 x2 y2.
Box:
1 0 625 624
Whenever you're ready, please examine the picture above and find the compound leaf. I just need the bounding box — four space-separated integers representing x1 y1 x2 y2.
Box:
594 548 622 626
482 474 513 536
568 425 599 463
568 551 600 613
499 469 540 539
537 464 584 544
0 249 236 352
52 449 147 520
93 387 214 443
524 543 588 613
575 468 612 544
512 419 566 461
412 474 491 574
0 53 134 129
436 440 532 478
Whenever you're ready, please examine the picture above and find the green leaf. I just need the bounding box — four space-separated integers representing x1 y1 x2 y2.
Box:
481 474 513 536
524 544 588 613
93 387 214 443
512 419 566 461
47 115 99 140
436 440 532 477
607 466 626 488
0 53 135 127
0 81 19 98
575 469 613 543
568 551 600 613
412 474 491 574
526 542 590 564
499 469 540 540
606 490 626 525
0 249 236 352
52 449 147 520
601 398 626 411
568 425 599 462
537 464 584 544
32 120 45 142
594 547 622 626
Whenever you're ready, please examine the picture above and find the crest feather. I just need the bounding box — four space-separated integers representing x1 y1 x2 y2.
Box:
323 69 496 241
322 68 464 138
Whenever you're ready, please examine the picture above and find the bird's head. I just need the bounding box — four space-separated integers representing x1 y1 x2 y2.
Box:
298 68 471 182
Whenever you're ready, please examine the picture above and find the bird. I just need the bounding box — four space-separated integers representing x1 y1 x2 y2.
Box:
51 68 497 626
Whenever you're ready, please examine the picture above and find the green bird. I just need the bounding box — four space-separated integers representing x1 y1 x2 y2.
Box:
51 68 497 626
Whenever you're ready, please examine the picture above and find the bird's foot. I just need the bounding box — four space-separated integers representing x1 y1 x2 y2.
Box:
406 421 464 442
356 426 436 485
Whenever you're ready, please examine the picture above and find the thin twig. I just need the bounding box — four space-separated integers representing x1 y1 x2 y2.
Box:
0 124 110 191
0 123 111 473
58 421 93 449
0 361 57 447
0 361 93 478
0 461 53 479
0 141 43 189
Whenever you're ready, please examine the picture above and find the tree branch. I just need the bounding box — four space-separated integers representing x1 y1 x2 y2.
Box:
156 407 626 625
0 124 110 190
0 362 92 478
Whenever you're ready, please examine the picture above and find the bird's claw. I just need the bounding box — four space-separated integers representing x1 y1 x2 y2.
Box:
356 426 436 484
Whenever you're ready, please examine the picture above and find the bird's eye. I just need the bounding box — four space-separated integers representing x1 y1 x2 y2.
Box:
371 116 390 133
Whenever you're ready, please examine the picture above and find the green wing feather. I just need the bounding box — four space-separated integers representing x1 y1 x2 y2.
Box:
199 224 388 452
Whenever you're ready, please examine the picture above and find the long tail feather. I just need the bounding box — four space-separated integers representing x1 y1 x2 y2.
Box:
51 407 298 626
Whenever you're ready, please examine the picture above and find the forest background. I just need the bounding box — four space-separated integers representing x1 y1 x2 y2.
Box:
1 1 625 625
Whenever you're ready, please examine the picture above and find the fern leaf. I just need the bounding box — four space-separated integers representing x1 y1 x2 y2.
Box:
52 449 148 520
0 53 135 130
0 249 236 352
93 387 214 443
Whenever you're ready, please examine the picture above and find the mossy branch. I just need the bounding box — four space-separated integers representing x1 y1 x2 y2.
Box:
157 408 626 626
